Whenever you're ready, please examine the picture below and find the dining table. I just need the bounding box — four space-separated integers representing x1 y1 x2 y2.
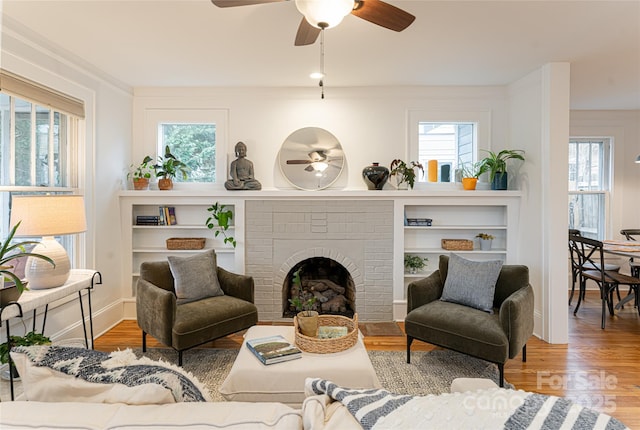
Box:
603 239 640 309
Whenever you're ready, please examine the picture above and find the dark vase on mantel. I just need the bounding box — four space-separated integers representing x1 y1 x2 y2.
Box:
362 162 389 190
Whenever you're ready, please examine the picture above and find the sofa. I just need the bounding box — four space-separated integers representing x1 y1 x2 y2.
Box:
2 345 629 430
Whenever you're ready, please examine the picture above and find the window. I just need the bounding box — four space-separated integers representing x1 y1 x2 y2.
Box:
158 123 216 183
408 110 490 184
568 138 611 239
1 91 82 262
417 122 476 182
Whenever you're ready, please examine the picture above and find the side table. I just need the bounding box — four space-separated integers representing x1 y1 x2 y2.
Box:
0 269 102 400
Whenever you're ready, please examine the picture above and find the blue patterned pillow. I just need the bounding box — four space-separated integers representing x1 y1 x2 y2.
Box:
440 253 503 313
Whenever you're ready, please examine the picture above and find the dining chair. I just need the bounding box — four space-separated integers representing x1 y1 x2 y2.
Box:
569 234 640 329
620 229 640 278
567 229 619 306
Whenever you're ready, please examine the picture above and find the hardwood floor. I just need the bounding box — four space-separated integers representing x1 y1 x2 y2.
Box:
95 291 640 427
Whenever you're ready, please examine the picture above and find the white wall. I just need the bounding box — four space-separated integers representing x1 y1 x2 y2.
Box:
1 22 133 342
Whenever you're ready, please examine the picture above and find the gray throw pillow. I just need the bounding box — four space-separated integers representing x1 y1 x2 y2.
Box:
440 253 503 313
168 249 224 305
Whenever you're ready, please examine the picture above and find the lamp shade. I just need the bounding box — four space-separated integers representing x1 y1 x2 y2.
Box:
10 195 87 237
295 0 354 28
9 195 86 289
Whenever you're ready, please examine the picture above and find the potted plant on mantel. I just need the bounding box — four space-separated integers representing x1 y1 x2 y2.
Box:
479 149 525 190
459 161 484 190
389 159 424 190
1 221 55 308
288 268 318 337
127 156 154 190
154 145 189 190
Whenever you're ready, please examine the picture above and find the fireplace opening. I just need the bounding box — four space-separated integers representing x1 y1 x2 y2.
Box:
282 257 355 318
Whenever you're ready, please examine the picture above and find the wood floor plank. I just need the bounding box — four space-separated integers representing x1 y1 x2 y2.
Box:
94 291 639 427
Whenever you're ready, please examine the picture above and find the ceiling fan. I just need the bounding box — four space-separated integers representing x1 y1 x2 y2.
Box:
210 0 416 46
286 150 342 174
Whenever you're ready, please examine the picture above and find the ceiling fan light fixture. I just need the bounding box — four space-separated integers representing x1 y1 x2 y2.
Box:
310 71 325 79
295 0 354 29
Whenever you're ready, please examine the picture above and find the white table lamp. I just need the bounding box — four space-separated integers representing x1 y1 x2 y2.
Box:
9 195 87 289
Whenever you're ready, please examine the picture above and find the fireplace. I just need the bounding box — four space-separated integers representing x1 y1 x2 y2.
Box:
282 257 355 318
245 199 394 321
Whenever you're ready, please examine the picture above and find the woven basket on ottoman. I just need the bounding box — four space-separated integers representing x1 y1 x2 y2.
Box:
293 314 358 354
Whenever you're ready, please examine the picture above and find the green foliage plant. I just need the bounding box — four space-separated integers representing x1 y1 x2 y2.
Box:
389 159 424 189
205 202 236 248
404 254 428 271
154 145 189 180
0 331 51 364
287 268 317 316
476 233 495 240
1 221 55 294
479 149 525 182
127 156 154 180
459 161 484 179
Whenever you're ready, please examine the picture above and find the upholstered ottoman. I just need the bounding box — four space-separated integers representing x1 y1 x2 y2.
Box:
219 325 381 407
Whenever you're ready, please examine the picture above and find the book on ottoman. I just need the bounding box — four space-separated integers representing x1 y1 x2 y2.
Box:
246 335 302 365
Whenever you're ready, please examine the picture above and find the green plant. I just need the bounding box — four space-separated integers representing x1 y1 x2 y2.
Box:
476 233 495 240
205 202 236 248
479 149 525 182
404 254 428 271
0 331 51 364
1 221 55 294
287 268 317 316
389 159 424 189
459 161 484 178
127 155 154 180
154 145 189 180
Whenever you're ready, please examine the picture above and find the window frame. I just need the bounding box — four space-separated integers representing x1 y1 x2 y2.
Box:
142 109 228 189
567 137 612 240
408 110 491 185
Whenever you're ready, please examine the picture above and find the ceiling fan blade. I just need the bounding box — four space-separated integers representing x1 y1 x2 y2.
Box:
287 160 313 164
211 0 284 8
295 17 321 46
351 0 415 32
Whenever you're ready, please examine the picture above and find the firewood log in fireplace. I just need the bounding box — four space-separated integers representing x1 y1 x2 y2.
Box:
321 295 348 313
304 279 346 295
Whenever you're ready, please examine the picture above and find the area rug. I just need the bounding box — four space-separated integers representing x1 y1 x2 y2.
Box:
1 348 512 402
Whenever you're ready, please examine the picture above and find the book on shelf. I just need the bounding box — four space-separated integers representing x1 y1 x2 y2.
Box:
246 335 302 365
167 206 177 225
158 206 166 225
136 216 160 226
157 206 177 226
317 326 348 339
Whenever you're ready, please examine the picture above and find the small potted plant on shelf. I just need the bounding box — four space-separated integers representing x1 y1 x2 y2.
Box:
1 221 55 308
154 145 189 190
205 202 236 248
476 233 495 250
459 161 484 190
478 149 525 190
404 254 428 274
389 159 424 190
127 156 154 190
288 268 318 337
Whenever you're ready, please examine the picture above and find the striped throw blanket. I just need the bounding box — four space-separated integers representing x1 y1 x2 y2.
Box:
305 378 629 430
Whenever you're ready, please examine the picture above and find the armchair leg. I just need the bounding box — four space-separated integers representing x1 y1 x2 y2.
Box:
178 350 183 367
522 344 527 362
142 331 147 352
498 363 504 388
406 336 414 364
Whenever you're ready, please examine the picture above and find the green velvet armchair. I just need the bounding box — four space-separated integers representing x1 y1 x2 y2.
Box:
136 259 258 366
405 255 534 387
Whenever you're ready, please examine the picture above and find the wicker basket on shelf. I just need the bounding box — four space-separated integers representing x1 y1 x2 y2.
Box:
166 237 206 250
294 313 358 354
441 239 474 251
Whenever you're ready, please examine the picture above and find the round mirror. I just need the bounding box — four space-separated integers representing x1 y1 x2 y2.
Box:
278 127 345 191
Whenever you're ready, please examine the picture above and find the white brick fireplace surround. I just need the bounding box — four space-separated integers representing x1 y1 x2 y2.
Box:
245 200 394 321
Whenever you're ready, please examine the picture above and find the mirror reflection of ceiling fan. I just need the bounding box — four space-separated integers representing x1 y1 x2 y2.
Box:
286 150 342 174
211 0 415 46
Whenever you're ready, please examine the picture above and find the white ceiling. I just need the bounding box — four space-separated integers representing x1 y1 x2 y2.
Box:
2 0 639 110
